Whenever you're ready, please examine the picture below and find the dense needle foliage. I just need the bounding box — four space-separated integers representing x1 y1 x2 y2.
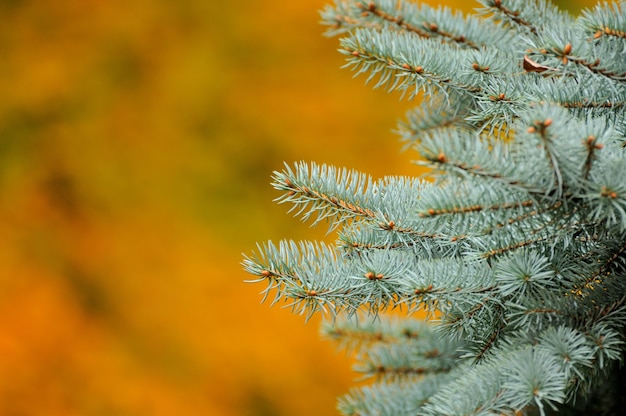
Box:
244 0 626 414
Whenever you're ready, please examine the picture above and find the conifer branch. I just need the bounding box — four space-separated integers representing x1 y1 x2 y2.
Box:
323 316 426 347
532 44 626 82
574 240 626 298
486 0 539 35
397 99 475 148
272 162 379 226
569 55 626 82
322 0 513 50
246 1 626 413
339 28 494 100
478 0 571 38
582 134 603 180
580 1 626 41
561 100 626 108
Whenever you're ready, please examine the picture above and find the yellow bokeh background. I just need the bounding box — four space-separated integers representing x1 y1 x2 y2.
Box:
0 0 593 415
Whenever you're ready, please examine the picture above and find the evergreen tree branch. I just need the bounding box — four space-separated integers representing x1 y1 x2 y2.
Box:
477 0 571 38
321 0 514 50
486 0 539 35
396 98 475 149
356 342 462 382
527 42 626 83
579 1 626 42
339 28 481 99
573 240 626 299
245 1 626 413
272 162 380 229
322 315 428 349
338 374 453 416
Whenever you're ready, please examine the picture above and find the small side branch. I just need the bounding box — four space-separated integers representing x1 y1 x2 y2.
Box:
592 26 626 41
582 134 604 180
272 163 385 229
356 2 480 50
481 235 550 259
568 55 626 82
574 242 626 297
280 177 378 219
561 101 626 109
419 199 533 218
532 44 626 82
488 0 538 35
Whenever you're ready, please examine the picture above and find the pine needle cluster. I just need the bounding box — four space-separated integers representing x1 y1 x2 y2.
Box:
243 0 626 414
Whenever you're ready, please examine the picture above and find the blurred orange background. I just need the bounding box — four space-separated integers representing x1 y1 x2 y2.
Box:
0 0 592 415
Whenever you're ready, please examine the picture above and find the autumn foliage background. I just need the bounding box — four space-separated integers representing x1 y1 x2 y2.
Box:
0 0 591 415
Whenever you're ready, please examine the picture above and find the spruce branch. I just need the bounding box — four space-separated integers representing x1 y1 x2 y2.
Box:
356 345 451 381
245 1 626 414
525 26 626 83
477 0 571 38
338 374 453 416
486 0 541 35
322 315 428 349
579 1 626 41
339 28 483 99
322 0 514 50
272 162 380 229
396 97 475 148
